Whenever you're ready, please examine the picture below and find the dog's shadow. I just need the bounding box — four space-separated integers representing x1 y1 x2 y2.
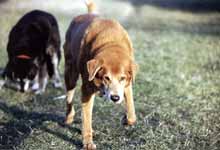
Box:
0 100 82 149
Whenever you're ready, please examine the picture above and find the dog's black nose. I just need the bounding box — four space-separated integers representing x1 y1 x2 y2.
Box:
110 95 120 102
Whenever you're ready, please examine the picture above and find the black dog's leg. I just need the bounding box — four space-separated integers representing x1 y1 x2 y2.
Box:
46 47 62 88
0 72 6 89
19 79 30 92
20 79 25 92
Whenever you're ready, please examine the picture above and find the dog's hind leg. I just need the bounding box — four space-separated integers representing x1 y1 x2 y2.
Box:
64 63 79 125
65 88 75 124
51 52 62 88
35 63 48 94
46 45 62 88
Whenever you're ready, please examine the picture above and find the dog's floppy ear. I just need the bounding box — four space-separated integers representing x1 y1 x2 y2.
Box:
130 62 138 82
87 59 103 81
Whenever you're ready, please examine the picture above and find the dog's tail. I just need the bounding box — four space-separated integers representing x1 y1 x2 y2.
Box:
85 0 98 14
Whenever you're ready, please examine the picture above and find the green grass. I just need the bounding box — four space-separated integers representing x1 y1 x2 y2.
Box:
1 0 220 149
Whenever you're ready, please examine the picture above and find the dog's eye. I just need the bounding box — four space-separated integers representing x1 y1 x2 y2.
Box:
95 74 102 80
104 76 110 82
120 76 126 82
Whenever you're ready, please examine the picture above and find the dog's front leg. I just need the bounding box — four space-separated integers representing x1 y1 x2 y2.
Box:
0 80 5 89
82 93 96 150
20 79 30 92
123 84 136 125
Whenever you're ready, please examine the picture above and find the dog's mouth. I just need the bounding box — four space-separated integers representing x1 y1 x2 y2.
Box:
98 86 106 98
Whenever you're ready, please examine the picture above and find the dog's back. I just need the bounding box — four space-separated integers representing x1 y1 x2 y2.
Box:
7 10 60 59
64 14 97 67
64 1 133 73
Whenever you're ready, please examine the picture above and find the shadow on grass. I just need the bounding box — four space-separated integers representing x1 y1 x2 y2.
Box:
121 0 220 13
0 100 82 149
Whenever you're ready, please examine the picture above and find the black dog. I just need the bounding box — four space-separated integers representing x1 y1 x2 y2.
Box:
2 10 62 93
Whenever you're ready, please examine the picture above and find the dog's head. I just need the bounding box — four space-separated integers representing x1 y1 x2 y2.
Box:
87 56 137 104
4 57 38 81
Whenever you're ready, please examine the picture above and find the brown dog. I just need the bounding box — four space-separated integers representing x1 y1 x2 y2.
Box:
63 0 137 149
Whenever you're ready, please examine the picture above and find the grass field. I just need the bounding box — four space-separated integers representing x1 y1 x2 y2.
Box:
1 0 220 149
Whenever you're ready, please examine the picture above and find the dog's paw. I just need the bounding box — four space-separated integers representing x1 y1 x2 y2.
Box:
53 81 63 88
83 143 96 150
31 82 39 91
64 115 74 125
121 115 136 126
34 89 44 95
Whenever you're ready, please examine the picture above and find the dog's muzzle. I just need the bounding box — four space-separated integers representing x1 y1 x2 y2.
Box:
98 86 123 103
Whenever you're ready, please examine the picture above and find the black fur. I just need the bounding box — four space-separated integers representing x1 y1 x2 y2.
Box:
3 10 61 91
